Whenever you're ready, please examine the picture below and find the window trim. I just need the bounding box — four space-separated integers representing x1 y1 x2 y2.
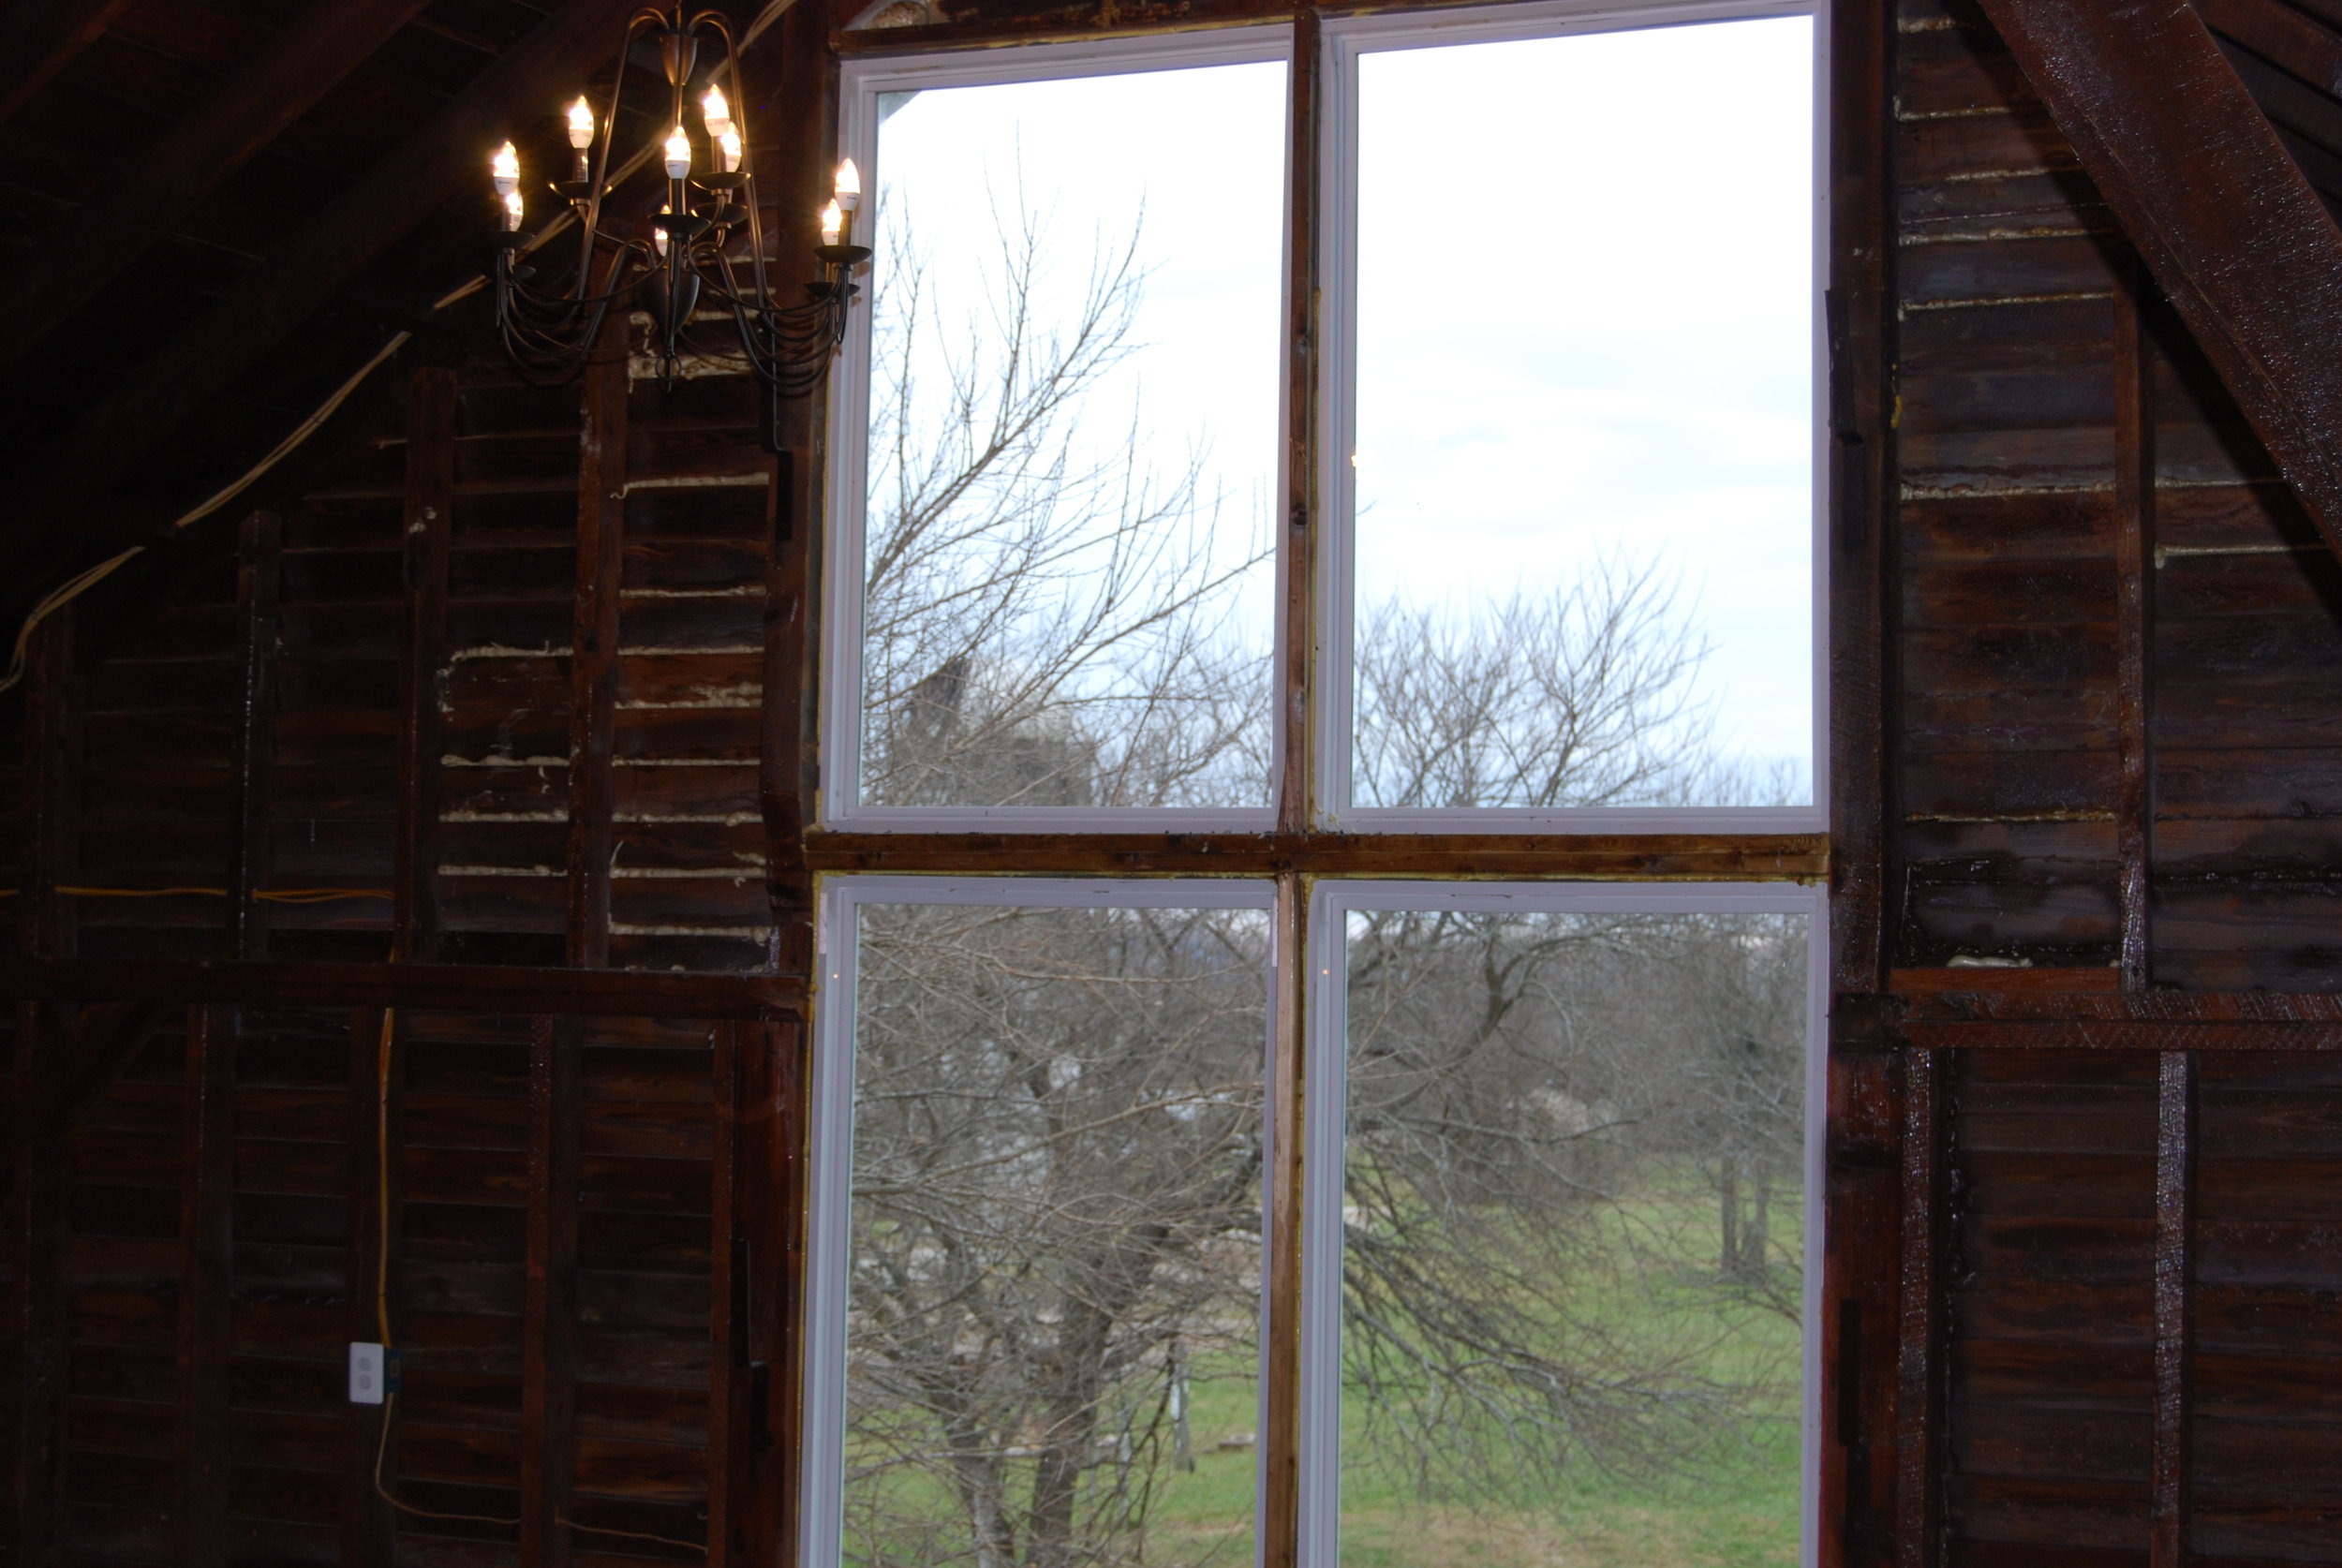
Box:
823 30 1297 834
1313 0 1829 835
801 873 1284 1568
1299 878 1830 1568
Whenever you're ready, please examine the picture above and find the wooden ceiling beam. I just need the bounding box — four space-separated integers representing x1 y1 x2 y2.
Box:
0 0 437 370
1 0 643 559
0 999 175 1204
0 0 140 130
1975 0 2342 555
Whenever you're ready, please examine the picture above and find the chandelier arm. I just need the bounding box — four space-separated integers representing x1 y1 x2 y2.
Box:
575 11 660 307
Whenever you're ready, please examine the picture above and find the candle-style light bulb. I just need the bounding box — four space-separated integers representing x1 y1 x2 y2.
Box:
834 157 862 212
491 141 520 196
567 96 595 151
663 126 691 180
820 199 843 244
653 206 671 258
718 127 743 174
701 84 733 139
502 187 525 231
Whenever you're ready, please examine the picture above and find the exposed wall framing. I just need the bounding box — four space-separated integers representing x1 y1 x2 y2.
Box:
9 0 2342 1563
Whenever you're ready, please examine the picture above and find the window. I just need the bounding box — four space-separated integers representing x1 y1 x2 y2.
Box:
825 36 1291 828
806 879 1277 1568
1321 3 1817 828
1300 884 1823 1567
808 5 1824 1566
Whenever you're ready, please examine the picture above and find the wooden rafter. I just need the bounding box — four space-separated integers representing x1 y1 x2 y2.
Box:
0 0 139 130
0 998 175 1201
0 0 436 370
1974 0 2342 555
0 0 643 562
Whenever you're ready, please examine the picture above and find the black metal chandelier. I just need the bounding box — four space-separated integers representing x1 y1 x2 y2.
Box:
488 5 867 392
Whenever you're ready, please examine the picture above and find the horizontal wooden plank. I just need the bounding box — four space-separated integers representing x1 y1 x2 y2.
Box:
801 829 1828 879
0 959 799 1017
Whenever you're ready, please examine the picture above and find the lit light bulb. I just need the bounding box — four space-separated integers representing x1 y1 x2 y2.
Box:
718 127 743 174
664 126 691 180
567 96 595 151
502 187 525 231
654 207 671 258
701 84 733 139
834 157 862 212
491 141 520 196
820 199 843 244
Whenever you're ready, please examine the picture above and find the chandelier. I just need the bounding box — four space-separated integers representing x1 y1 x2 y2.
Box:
488 5 868 393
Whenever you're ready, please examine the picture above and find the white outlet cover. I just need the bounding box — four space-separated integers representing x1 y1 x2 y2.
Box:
348 1341 385 1405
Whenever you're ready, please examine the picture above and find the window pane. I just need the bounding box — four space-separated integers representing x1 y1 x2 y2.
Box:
1341 909 1808 1561
857 65 1285 812
1349 21 1814 810
849 901 1269 1567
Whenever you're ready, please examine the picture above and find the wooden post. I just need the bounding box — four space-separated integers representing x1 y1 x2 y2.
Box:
710 1023 745 1567
344 1006 397 1568
1822 0 1900 1560
2152 1050 2196 1568
176 1003 235 1568
753 7 839 1556
2115 255 2157 991
570 323 627 969
1894 1048 1946 1568
230 510 283 959
11 607 76 1568
396 364 455 964
8 1004 66 1568
758 0 840 984
522 1014 581 1566
1828 0 1896 997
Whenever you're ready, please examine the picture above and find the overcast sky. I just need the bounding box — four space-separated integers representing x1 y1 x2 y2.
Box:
867 13 1814 800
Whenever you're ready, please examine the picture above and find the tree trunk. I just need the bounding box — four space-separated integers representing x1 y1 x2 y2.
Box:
1028 1295 1112 1568
1719 1157 1741 1277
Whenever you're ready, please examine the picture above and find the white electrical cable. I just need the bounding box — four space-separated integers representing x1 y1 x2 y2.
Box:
0 0 802 700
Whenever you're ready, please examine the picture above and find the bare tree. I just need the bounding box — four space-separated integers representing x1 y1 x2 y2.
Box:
861 197 1272 811
849 902 1268 1568
840 188 1807 1568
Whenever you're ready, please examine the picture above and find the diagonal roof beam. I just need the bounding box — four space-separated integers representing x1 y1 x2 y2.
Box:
2 0 642 556
0 0 141 131
1974 0 2342 555
0 0 437 370
0 999 175 1204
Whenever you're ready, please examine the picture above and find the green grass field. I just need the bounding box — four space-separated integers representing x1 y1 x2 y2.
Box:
850 1179 1804 1568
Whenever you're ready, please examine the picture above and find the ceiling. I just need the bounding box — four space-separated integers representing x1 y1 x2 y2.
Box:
2 0 2340 654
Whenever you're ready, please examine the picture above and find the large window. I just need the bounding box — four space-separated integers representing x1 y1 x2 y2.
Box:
809 3 1823 1565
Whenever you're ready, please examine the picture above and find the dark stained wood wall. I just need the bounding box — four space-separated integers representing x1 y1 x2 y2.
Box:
1852 0 2342 1563
0 340 797 1566
19 0 2342 1564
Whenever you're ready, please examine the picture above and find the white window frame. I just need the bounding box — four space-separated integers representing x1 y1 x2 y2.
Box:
1313 0 1829 835
800 874 1283 1568
823 30 1296 833
1298 879 1829 1568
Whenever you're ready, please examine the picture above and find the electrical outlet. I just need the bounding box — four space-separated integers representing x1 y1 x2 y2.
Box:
348 1341 386 1405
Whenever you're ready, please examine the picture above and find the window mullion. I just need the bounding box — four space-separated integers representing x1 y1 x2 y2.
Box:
1279 7 1324 836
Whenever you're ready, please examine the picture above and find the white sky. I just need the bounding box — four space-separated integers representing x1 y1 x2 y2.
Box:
1355 18 1814 791
867 14 1814 800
